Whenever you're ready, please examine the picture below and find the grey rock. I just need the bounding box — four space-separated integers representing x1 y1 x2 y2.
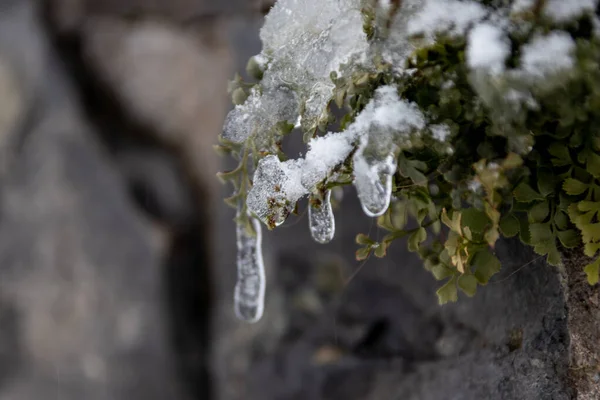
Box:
0 2 189 399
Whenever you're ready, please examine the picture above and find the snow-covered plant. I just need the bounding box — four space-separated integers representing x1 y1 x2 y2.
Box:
218 0 600 322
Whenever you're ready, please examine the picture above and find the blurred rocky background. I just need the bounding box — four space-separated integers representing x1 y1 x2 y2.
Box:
0 0 594 399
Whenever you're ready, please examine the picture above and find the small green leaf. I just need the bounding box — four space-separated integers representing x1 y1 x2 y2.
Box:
458 275 478 297
577 201 600 212
514 183 544 202
529 222 554 243
431 264 454 280
408 227 427 252
518 214 532 244
472 250 501 285
554 211 570 230
374 243 387 258
461 208 490 234
224 194 240 208
563 178 589 196
546 244 562 266
584 242 600 258
436 276 458 305
399 156 428 187
355 247 371 261
231 87 248 105
537 168 555 197
356 233 374 245
548 143 571 166
528 200 550 223
502 152 523 169
556 229 580 248
583 258 600 285
581 224 600 245
587 152 600 178
499 214 520 237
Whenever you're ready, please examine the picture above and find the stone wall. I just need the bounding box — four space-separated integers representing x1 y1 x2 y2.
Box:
0 1 592 399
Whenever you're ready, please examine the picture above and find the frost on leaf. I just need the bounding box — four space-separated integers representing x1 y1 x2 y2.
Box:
309 190 335 244
222 87 298 145
247 155 306 228
234 212 265 323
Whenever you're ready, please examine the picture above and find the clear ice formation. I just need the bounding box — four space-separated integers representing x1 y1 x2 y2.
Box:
226 0 431 323
234 210 266 323
309 190 335 244
353 143 397 217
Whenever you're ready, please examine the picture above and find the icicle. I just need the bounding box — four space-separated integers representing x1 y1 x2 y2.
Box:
353 148 395 217
309 190 335 244
234 212 266 323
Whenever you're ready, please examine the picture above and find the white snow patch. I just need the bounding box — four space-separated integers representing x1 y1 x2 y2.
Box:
407 0 487 38
467 23 510 75
520 31 576 78
543 0 598 23
430 124 451 141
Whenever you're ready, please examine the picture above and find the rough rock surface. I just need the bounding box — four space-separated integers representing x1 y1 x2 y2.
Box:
0 0 594 399
215 193 573 400
0 2 190 399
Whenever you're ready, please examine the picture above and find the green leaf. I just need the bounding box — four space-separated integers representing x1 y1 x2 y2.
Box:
441 209 462 234
548 143 571 166
502 152 523 169
436 277 458 305
530 222 554 243
356 233 374 245
563 178 589 196
537 168 555 197
398 156 428 187
554 211 570 230
556 229 580 248
513 183 544 202
431 264 454 281
584 242 600 258
577 201 600 212
529 223 561 265
518 214 532 244
499 214 520 237
461 208 490 234
374 243 387 258
458 275 478 297
355 247 371 261
546 244 562 266
408 227 427 252
472 250 501 285
528 200 550 223
580 223 600 244
583 258 600 285
587 152 600 178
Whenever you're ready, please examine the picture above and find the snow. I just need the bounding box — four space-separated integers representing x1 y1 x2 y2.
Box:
520 31 576 78
511 0 535 13
351 86 425 135
467 23 510 75
222 87 298 144
246 85 425 225
430 124 451 141
407 0 487 39
543 0 598 23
